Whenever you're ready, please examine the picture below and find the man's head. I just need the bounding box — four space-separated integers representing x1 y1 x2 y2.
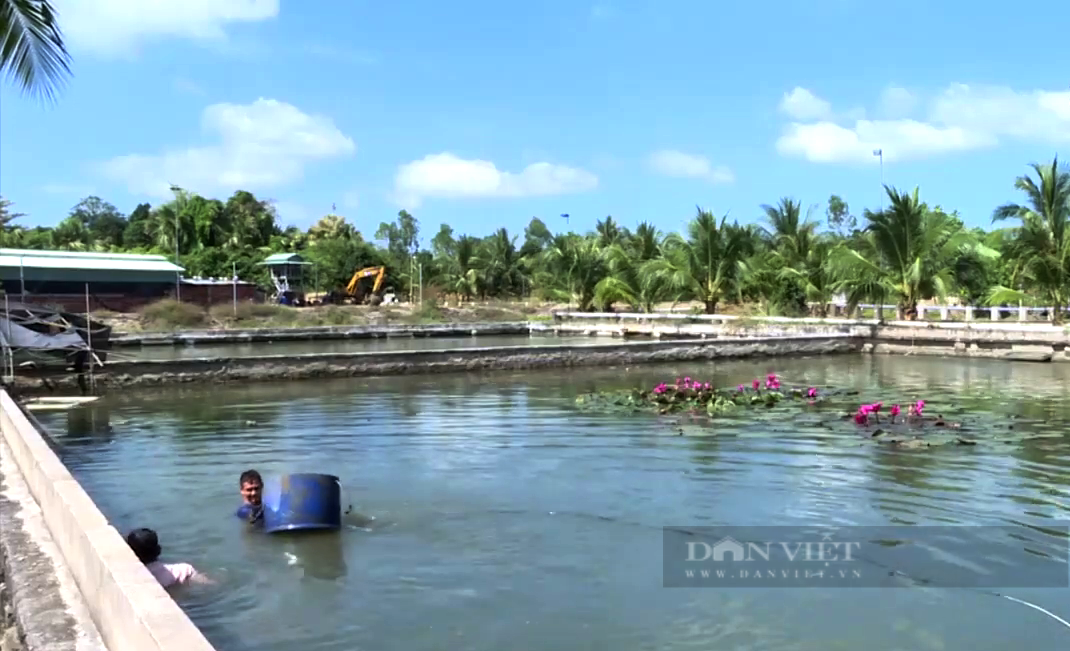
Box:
239 469 263 506
126 528 161 564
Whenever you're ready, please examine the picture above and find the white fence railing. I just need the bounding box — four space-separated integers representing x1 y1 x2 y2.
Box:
550 303 1069 325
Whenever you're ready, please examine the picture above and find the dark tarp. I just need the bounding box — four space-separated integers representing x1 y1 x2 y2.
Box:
0 316 89 351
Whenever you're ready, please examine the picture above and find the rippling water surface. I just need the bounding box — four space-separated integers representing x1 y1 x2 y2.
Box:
37 355 1070 651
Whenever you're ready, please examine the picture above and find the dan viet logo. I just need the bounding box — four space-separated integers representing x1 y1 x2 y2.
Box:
687 534 862 564
663 525 1070 589
677 533 865 584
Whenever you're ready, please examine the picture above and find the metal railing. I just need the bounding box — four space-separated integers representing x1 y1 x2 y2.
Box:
548 303 1070 325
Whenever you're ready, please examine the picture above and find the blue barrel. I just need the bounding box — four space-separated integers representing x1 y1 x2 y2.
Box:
261 473 342 534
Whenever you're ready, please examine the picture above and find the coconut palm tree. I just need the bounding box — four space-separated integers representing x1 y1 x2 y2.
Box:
645 208 755 313
442 235 481 301
595 216 623 247
594 226 670 313
987 157 1070 323
540 234 608 311
479 228 523 297
756 197 823 315
760 197 819 265
831 185 997 320
1 0 71 101
780 236 837 317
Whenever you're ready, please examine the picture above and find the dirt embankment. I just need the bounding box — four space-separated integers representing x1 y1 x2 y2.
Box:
93 299 731 335
94 299 561 334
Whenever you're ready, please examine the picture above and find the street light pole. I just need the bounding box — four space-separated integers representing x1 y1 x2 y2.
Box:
872 149 884 210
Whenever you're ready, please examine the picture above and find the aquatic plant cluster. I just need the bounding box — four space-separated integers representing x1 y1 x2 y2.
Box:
587 373 828 417
575 372 972 437
852 400 926 425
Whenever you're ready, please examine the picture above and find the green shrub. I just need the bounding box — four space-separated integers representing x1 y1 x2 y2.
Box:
415 299 445 322
140 299 207 329
320 306 353 326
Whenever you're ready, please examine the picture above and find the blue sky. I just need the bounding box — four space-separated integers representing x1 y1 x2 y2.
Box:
1 0 1068 245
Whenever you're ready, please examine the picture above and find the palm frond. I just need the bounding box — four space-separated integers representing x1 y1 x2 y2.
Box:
1 0 72 102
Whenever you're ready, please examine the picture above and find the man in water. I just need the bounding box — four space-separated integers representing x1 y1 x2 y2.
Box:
236 469 264 524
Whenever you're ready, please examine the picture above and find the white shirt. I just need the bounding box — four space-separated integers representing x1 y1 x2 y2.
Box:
146 561 197 588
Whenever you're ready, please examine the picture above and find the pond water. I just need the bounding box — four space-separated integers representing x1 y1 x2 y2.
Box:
37 355 1070 651
113 334 613 361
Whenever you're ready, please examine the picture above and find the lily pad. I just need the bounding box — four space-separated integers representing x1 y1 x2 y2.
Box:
574 372 1053 450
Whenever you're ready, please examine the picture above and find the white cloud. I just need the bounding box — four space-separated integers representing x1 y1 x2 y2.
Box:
53 0 279 55
393 153 598 208
778 87 833 121
776 83 1070 164
99 98 355 198
648 150 735 184
877 86 917 118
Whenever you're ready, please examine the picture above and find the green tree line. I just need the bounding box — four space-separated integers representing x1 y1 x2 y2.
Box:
1 157 1067 322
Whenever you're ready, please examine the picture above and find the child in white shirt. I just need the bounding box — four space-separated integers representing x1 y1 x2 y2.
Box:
125 528 211 588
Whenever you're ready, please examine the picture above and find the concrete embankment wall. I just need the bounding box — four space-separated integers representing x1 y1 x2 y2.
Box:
110 321 531 347
0 391 217 651
14 335 861 392
539 317 1070 363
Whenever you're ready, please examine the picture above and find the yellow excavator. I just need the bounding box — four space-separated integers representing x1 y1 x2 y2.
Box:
325 266 386 305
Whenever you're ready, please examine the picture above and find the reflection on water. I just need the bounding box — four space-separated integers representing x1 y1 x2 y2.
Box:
115 334 614 361
36 355 1070 651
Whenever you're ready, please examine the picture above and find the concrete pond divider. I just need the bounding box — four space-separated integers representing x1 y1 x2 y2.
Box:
14 334 864 392
110 321 533 347
536 316 1070 363
0 390 218 651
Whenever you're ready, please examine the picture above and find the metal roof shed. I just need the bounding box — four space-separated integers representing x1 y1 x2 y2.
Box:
259 252 312 296
0 248 185 284
260 252 312 266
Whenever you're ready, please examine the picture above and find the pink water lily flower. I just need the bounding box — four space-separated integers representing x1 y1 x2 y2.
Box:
915 400 925 416
737 384 745 392
752 379 760 390
806 387 817 398
854 409 868 425
890 404 901 417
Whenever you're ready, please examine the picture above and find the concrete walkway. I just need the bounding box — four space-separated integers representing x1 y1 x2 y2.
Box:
0 442 107 651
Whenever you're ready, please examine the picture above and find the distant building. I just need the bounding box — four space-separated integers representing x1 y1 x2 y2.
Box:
260 252 312 305
179 276 260 308
0 248 257 312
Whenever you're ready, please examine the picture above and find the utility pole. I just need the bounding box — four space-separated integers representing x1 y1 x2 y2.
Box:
232 261 238 316
170 184 182 301
409 257 415 304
